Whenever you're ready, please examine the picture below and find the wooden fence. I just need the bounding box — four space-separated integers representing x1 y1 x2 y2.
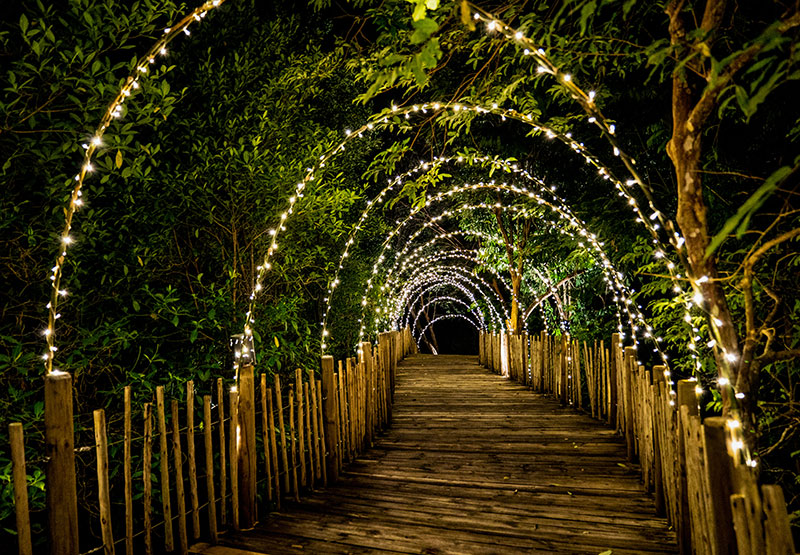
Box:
479 330 797 555
7 329 414 555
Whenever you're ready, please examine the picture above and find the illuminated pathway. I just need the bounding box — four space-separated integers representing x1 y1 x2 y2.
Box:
197 354 676 554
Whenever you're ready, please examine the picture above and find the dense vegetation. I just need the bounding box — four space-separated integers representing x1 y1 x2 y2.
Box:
1 0 798 547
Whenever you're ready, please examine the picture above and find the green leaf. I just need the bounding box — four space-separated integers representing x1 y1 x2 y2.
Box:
579 1 596 36
412 2 426 21
115 150 123 168
19 14 29 34
132 299 140 311
460 0 475 30
410 18 438 45
706 165 796 257
411 54 427 85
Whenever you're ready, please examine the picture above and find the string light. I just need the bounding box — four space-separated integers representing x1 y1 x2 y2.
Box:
42 0 227 374
463 1 751 465
41 0 748 465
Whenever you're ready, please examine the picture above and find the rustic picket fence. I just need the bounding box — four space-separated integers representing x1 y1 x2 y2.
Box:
7 328 414 555
479 330 797 555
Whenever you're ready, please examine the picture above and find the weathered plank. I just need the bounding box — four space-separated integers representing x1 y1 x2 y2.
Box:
205 354 676 555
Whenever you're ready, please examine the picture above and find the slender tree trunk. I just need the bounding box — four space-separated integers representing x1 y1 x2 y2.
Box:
666 0 739 419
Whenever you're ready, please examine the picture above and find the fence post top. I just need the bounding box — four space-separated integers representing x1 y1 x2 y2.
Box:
45 370 72 382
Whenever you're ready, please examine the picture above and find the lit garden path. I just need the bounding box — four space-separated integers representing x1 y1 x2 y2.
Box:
197 354 677 554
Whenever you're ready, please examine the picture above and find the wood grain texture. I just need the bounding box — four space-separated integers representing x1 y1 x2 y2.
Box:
204 354 676 554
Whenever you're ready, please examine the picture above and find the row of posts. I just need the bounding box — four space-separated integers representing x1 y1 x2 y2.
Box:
478 330 797 555
9 328 414 555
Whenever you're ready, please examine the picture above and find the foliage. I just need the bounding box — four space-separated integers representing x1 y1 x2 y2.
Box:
1 0 800 544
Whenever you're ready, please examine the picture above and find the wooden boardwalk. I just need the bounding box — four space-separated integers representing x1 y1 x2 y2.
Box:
197 354 677 554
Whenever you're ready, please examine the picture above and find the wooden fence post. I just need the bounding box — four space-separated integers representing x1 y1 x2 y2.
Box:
622 347 637 462
559 335 568 404
238 365 257 528
202 395 218 544
762 485 796 554
294 368 307 487
702 417 737 555
609 333 620 426
651 365 666 517
676 379 699 554
229 390 240 530
9 423 32 555
215 378 227 525
170 401 188 555
45 371 79 555
185 383 200 541
155 386 174 552
273 375 289 494
321 355 339 481
93 409 115 555
143 403 153 554
123 387 133 555
360 342 373 446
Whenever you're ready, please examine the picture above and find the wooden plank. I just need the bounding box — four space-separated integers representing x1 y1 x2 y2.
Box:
203 395 219 544
172 400 189 555
8 423 32 555
155 386 174 552
218 354 676 555
93 409 115 555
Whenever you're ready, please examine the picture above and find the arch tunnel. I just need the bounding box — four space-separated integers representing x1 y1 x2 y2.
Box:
3 0 799 553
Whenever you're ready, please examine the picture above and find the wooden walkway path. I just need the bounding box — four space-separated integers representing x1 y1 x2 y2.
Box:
196 354 677 554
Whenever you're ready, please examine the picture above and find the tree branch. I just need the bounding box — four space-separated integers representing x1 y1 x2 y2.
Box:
758 347 800 365
689 10 800 132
